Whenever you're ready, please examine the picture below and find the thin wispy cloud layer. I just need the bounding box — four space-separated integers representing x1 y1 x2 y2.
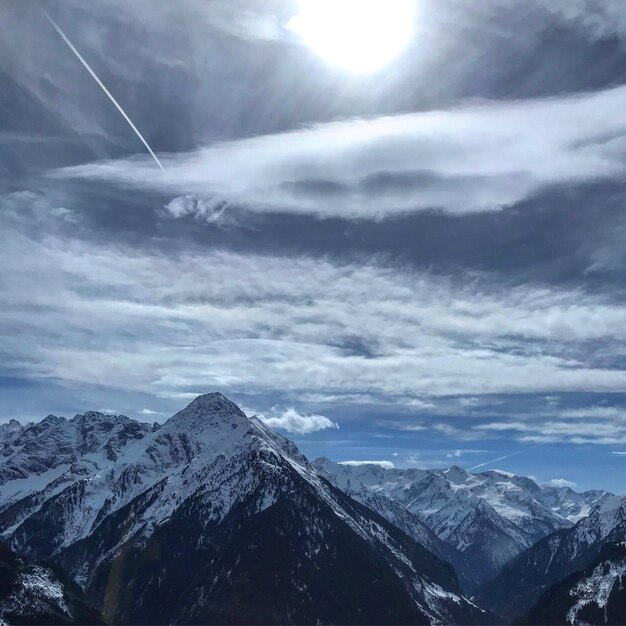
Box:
482 422 626 445
2 213 626 405
2 0 626 490
477 405 626 445
57 85 626 219
367 396 626 449
535 0 626 40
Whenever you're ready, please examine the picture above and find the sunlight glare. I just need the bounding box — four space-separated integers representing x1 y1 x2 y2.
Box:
288 0 417 73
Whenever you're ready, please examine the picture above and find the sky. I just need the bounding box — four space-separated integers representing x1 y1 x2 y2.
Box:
2 0 626 491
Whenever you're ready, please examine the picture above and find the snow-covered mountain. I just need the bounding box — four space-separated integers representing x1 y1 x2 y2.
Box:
314 458 611 589
475 495 626 622
0 542 100 625
521 540 626 625
0 411 157 504
0 394 491 625
310 458 477 590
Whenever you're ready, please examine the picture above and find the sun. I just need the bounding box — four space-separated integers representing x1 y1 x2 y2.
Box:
288 0 417 74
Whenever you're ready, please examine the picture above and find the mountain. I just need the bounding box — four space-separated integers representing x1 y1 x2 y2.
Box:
314 459 611 590
519 540 626 625
0 410 156 499
312 457 478 589
0 542 100 625
474 496 626 622
429 491 532 584
0 394 491 625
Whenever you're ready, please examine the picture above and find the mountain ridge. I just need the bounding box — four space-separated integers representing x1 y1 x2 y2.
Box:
518 539 626 625
313 456 613 590
1 395 621 624
0 393 492 625
474 495 626 621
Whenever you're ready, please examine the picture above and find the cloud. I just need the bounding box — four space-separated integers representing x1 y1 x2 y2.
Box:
478 412 626 445
255 407 338 434
0 0 293 154
472 405 626 445
139 408 161 415
532 0 626 41
162 195 239 228
3 209 626 408
338 460 395 469
49 206 79 223
546 478 577 488
4 0 626 468
2 191 79 226
559 406 625 419
56 86 626 219
445 449 483 459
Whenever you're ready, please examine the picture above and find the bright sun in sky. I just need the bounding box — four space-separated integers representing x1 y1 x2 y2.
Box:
288 0 417 73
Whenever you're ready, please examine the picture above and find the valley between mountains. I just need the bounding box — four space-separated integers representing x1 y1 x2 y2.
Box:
0 393 624 625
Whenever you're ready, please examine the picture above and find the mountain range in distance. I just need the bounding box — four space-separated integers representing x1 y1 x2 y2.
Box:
0 392 623 625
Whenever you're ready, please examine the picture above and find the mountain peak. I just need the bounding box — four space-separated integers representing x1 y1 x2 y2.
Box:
313 456 334 467
80 410 116 418
0 419 23 437
41 414 66 425
165 392 249 434
445 465 471 482
72 410 125 424
186 392 245 415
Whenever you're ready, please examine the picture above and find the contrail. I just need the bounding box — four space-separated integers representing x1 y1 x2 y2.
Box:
468 442 544 472
42 10 165 171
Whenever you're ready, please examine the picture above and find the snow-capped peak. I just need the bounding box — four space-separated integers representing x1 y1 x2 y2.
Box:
165 392 249 432
314 454 616 590
0 419 24 443
0 394 492 625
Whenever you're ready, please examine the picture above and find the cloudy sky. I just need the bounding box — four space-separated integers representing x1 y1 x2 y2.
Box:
2 0 626 490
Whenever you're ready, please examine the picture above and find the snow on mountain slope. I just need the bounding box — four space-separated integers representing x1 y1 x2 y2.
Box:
430 488 531 551
566 557 626 624
0 421 23 446
541 486 612 524
314 458 611 590
312 457 478 590
6 395 266 553
437 466 606 536
520 541 626 625
0 411 155 502
0 394 492 625
314 457 440 547
0 542 100 625
474 496 626 622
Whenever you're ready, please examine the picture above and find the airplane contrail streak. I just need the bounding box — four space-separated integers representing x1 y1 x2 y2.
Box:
468 442 544 471
42 10 165 171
